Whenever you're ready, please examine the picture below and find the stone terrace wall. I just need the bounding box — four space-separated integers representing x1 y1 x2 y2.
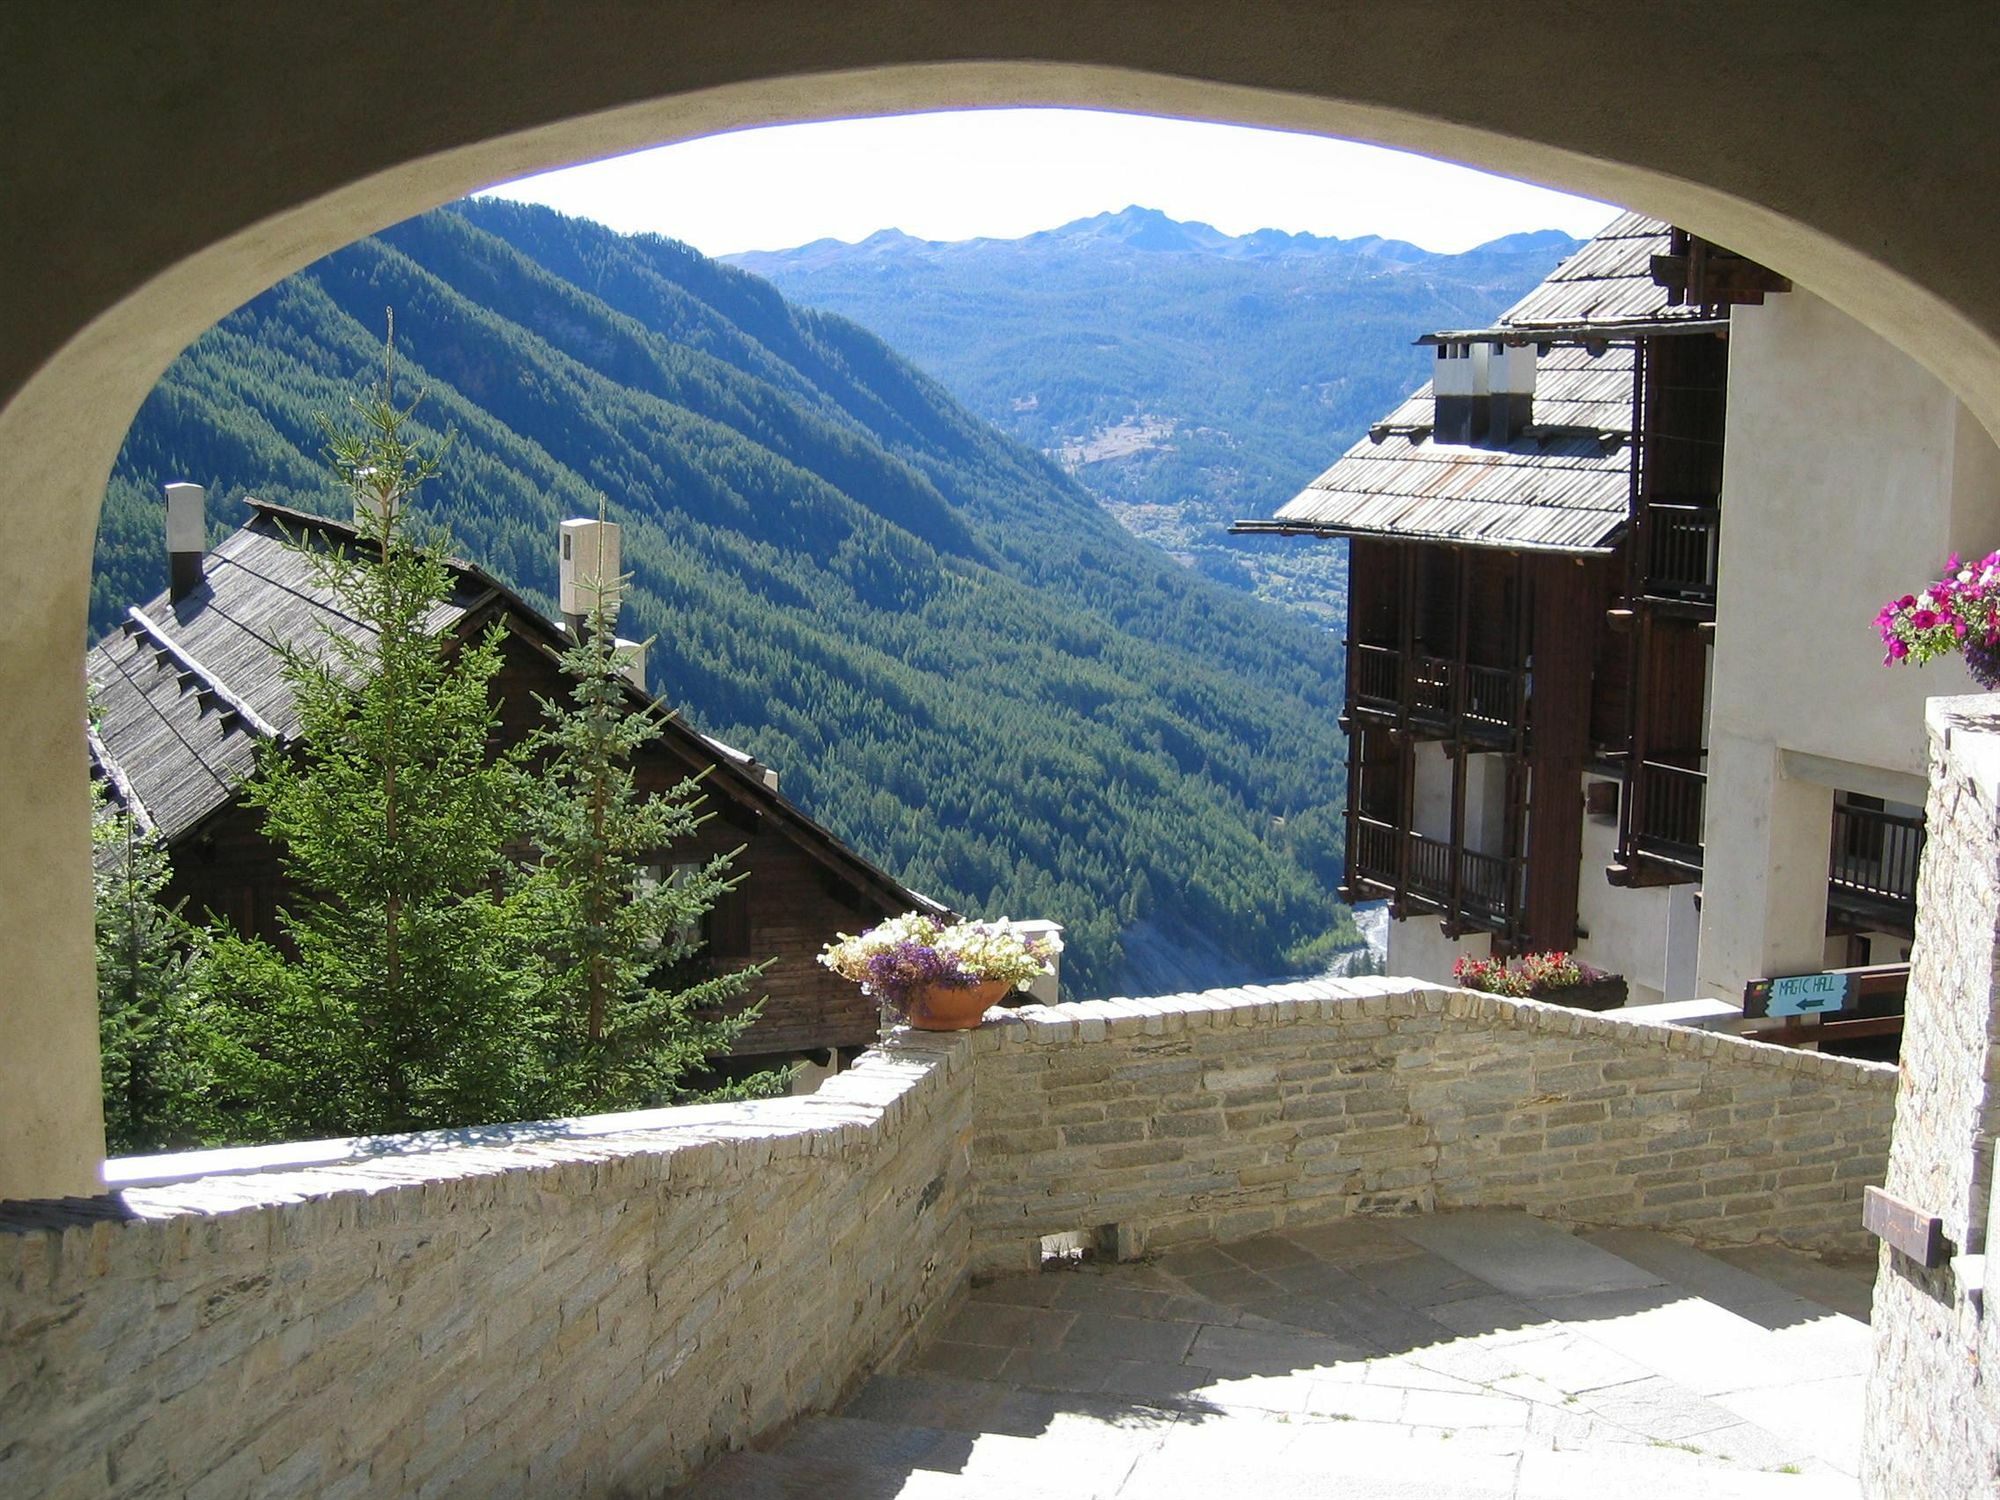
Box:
1863 697 2000 1496
1 978 1901 1498
0 1033 972 1500
969 979 1897 1274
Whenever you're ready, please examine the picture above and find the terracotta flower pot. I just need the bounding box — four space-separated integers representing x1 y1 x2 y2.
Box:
904 977 1012 1031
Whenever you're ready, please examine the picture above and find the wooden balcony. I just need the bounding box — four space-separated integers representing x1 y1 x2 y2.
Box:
1829 803 1926 932
1625 759 1706 876
1349 814 1518 934
1346 642 1525 744
1639 501 1720 606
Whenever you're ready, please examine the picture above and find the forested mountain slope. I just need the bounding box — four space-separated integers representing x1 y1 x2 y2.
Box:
731 209 1582 620
94 200 1355 997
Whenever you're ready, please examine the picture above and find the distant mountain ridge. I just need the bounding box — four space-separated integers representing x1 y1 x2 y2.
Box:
729 207 1574 272
726 208 1585 621
94 200 1358 998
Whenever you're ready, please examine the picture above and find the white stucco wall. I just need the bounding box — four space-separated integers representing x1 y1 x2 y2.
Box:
1573 779 1696 1007
1410 743 1510 855
1697 289 2000 1001
1411 741 1454 843
1387 912 1486 987
1710 288 1994 775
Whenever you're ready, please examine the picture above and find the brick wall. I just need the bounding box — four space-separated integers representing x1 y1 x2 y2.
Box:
1862 697 2000 1496
0 1033 972 1499
968 979 1896 1274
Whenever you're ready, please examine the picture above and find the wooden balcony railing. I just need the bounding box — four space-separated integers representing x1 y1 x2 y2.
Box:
1629 760 1706 872
1406 827 1453 903
1408 653 1456 722
1344 643 1524 739
1457 847 1515 925
1463 664 1523 731
1349 642 1402 710
1349 815 1518 933
1350 815 1401 891
1641 501 1721 603
1829 803 1926 927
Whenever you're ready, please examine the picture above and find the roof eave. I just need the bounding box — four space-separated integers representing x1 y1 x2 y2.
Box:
1415 316 1731 347
1231 518 1624 556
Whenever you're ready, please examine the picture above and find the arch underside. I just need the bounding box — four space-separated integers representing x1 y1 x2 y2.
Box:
3 6 1995 1194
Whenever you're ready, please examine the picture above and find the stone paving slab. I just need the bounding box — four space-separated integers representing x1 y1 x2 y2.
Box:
1382 1213 1867 1475
1583 1229 1876 1388
777 1413 1152 1491
1130 1420 1523 1500
1394 1210 1668 1300
1531 1285 1806 1396
1584 1229 1825 1324
1711 1244 1877 1324
1720 1374 1866 1478
841 1371 1183 1441
687 1451 1069 1498
1517 1446 1858 1499
691 1210 1865 1497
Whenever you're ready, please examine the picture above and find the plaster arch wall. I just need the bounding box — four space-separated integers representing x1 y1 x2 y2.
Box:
6 4 1998 1196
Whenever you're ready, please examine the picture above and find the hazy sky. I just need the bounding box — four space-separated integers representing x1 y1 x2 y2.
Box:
482 108 1619 257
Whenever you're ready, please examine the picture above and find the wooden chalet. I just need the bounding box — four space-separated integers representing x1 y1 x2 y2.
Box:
1239 214 1920 998
87 497 946 1064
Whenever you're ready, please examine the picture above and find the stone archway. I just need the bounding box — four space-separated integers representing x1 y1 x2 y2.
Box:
6 5 1997 1196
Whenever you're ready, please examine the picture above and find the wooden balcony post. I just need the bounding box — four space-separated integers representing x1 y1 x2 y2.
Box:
1453 548 1471 729
1397 544 1416 726
1449 740 1467 925
1396 731 1415 903
1343 719 1362 904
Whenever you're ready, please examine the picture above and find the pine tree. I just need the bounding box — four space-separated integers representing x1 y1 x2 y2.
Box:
198 350 546 1140
92 775 208 1153
520 518 766 1115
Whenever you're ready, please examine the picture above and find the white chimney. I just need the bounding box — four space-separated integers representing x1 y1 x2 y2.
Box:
1433 342 1492 444
1488 342 1538 442
350 466 393 530
613 636 647 691
164 482 206 602
1008 919 1064 1004
559 517 622 634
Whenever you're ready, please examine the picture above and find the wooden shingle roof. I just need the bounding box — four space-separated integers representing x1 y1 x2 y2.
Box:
1498 211 1712 330
1254 344 1636 553
88 501 942 916
1236 214 1711 555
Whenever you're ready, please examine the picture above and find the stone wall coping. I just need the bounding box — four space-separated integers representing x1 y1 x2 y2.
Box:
4 973 1892 1241
976 977 1897 1089
1930 692 2000 803
3 1031 968 1236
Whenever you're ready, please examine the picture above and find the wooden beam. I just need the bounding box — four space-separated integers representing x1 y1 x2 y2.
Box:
1863 1185 1947 1268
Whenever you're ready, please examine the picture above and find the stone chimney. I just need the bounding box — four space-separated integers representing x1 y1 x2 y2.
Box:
559 517 622 639
164 482 206 602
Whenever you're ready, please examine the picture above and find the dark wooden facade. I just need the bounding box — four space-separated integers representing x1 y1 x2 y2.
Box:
1257 214 1930 1003
1343 539 1624 953
1612 330 1728 887
93 506 935 1063
166 627 908 1058
1340 327 1727 952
